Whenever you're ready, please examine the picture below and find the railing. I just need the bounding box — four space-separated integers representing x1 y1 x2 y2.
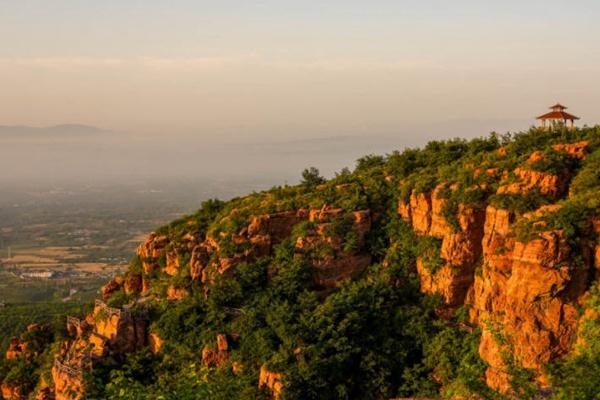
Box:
67 316 82 328
54 359 82 378
222 307 243 316
95 299 131 319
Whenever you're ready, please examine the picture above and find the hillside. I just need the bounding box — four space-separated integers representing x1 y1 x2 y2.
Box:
2 126 600 400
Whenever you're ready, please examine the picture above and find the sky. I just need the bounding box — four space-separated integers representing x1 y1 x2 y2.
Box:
0 0 599 143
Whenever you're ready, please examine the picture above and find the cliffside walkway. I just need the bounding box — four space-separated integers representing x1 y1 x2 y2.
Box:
95 299 131 319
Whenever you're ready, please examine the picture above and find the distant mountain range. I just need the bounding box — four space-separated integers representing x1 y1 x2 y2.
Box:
0 124 106 136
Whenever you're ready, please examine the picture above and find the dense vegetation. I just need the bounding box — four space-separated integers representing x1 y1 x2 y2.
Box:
0 302 90 353
0 303 87 395
3 126 600 399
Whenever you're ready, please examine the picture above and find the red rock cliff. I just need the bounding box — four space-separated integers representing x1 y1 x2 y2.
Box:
398 144 595 392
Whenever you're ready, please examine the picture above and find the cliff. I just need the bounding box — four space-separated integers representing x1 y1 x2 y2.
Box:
3 127 600 400
398 139 599 392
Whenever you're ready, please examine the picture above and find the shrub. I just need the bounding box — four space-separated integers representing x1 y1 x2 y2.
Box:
301 167 326 187
355 154 385 172
489 190 552 214
416 236 444 274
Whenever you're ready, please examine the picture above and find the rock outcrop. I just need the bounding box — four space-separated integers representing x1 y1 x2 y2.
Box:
400 185 486 307
497 167 569 198
46 300 148 400
166 285 189 301
34 379 54 400
5 337 26 361
101 273 143 300
148 332 163 354
100 276 123 300
4 324 49 361
552 140 589 159
138 207 372 292
136 233 170 275
470 205 590 391
258 365 283 400
295 208 372 289
399 151 596 392
52 359 85 400
1 383 26 400
201 334 229 368
91 301 146 356
124 274 143 295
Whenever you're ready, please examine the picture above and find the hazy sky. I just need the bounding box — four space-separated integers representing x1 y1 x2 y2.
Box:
1 0 599 141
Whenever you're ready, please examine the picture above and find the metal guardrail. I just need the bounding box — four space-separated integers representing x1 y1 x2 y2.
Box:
94 299 131 319
54 359 82 378
222 307 243 316
67 316 82 327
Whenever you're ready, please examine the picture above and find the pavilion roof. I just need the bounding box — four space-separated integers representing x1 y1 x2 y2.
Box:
536 110 580 120
549 103 568 110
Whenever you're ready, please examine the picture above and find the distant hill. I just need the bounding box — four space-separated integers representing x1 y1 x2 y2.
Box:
0 124 106 137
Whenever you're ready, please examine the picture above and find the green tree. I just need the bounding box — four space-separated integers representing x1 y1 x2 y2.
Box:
301 167 325 186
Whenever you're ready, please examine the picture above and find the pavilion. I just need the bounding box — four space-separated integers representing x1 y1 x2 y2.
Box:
536 103 580 130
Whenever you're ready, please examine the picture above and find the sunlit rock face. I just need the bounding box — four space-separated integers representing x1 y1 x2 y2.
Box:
471 208 589 391
397 142 596 391
258 365 284 400
401 185 486 307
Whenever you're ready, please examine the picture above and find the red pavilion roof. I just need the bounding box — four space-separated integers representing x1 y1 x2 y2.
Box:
536 110 580 120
